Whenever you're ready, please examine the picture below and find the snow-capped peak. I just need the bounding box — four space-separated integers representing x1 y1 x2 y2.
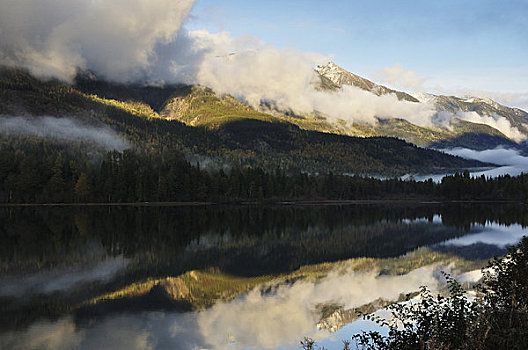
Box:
411 92 438 104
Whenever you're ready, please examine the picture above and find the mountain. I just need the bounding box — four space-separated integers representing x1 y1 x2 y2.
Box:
315 62 528 150
315 62 419 102
0 66 483 176
414 93 528 135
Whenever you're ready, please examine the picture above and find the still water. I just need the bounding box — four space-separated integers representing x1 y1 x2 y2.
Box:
0 203 527 349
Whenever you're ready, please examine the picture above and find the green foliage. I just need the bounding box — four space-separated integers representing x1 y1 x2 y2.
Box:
352 237 528 350
478 238 528 348
0 140 527 204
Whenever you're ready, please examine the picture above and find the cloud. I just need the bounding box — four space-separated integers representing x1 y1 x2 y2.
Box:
430 147 528 179
172 30 438 128
454 111 526 141
441 146 528 167
160 30 522 134
310 85 437 127
0 116 130 150
441 223 527 248
0 0 195 81
374 63 428 92
0 256 129 297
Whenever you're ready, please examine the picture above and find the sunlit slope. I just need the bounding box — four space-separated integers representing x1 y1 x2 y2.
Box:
0 67 484 176
160 63 528 151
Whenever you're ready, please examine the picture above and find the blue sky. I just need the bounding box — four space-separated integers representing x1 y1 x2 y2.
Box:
188 0 527 98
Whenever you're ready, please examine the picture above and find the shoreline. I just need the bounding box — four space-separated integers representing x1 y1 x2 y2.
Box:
0 199 524 207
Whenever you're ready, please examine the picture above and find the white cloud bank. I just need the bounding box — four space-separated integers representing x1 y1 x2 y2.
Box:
408 147 528 182
442 147 528 167
0 0 195 82
455 111 526 142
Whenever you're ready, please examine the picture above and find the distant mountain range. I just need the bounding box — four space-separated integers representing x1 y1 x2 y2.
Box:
314 62 528 151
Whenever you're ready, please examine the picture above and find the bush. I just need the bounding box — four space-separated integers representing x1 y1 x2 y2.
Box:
352 237 528 350
303 237 528 350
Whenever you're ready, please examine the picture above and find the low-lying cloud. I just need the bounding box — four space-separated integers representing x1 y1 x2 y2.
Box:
455 111 526 142
0 116 130 150
441 146 528 167
408 147 528 181
170 30 439 128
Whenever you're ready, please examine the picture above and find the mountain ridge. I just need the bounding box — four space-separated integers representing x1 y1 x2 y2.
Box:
313 62 528 150
315 62 420 102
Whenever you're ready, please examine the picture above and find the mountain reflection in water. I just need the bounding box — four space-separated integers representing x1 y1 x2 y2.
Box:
0 203 527 349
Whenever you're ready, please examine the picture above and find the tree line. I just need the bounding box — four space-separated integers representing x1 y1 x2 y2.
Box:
1 144 527 204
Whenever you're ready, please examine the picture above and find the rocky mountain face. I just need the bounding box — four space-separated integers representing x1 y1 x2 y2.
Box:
315 62 419 102
315 62 528 150
413 93 528 134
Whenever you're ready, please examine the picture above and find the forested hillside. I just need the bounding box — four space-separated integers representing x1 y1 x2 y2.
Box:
0 67 484 180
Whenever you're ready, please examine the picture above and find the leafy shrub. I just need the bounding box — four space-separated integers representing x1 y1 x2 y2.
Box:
303 237 528 350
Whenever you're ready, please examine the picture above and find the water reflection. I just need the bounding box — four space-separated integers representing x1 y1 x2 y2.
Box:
0 203 527 349
0 256 129 297
0 266 445 350
440 223 527 248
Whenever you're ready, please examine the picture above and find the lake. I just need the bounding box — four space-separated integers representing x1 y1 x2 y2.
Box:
1 203 527 349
